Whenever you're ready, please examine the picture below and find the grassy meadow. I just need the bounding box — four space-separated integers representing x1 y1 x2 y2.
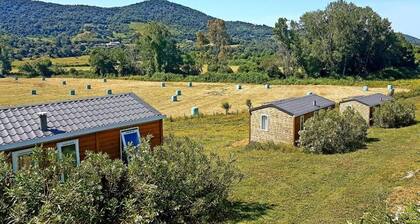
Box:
0 77 418 223
165 96 420 223
11 56 91 73
0 77 400 117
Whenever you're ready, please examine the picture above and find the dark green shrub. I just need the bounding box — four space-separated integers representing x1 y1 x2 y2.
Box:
128 136 242 223
208 63 233 73
0 137 239 223
299 108 368 154
373 100 416 128
237 62 262 73
265 64 284 78
5 147 72 223
222 102 232 115
36 152 156 223
0 153 12 221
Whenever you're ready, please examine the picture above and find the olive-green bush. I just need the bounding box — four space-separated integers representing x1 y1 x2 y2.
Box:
0 137 241 223
373 100 416 128
129 136 242 223
299 108 368 154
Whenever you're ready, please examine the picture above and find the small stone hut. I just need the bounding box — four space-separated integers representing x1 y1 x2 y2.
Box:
339 93 393 125
249 94 335 146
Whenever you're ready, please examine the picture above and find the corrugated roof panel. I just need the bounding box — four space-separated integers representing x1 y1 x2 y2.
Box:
266 94 336 116
0 93 163 149
343 93 392 107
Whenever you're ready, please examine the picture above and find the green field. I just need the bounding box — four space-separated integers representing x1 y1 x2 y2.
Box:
11 56 91 73
164 97 420 223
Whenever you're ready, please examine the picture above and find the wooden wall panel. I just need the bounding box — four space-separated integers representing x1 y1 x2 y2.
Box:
96 129 121 159
78 134 97 160
6 120 163 162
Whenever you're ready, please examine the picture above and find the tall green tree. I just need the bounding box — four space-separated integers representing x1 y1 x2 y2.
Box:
89 48 118 76
273 18 299 76
277 0 417 77
207 19 230 62
138 22 182 75
0 45 12 75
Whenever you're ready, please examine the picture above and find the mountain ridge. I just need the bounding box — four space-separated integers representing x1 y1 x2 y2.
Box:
0 0 418 45
0 0 273 42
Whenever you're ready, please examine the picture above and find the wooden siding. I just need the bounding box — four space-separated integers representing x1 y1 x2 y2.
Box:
6 120 163 161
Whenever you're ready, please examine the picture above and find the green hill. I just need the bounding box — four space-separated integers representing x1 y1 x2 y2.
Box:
0 0 273 42
403 34 420 45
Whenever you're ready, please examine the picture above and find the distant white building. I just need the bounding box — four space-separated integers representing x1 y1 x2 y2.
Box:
105 41 122 48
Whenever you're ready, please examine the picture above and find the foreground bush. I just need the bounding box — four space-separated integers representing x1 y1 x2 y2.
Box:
0 137 241 223
373 100 416 128
129 136 242 223
299 108 368 154
349 204 420 224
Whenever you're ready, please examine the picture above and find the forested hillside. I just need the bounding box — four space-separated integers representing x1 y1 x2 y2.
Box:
403 34 420 45
0 0 272 42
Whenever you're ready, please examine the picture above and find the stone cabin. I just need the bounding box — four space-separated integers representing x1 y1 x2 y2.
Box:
339 93 392 125
249 94 335 146
0 93 165 171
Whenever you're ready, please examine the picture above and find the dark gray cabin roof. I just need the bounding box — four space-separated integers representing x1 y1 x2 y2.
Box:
341 93 392 107
0 93 165 152
251 94 335 116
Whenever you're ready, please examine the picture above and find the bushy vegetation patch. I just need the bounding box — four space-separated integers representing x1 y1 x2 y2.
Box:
395 87 420 99
0 137 241 223
299 108 368 154
373 100 416 128
245 141 295 153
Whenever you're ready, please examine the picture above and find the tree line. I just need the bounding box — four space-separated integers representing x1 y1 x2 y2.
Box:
88 1 417 79
1 1 418 79
273 1 416 77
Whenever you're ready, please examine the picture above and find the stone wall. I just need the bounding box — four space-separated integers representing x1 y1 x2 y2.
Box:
250 107 295 145
340 101 371 124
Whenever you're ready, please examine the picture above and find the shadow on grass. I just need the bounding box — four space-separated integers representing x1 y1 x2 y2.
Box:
222 201 276 223
367 137 380 143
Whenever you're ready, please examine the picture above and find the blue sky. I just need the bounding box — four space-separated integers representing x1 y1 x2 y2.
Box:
43 0 420 37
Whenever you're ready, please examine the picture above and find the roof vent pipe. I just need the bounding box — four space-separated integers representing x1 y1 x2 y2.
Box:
313 100 317 106
38 112 48 131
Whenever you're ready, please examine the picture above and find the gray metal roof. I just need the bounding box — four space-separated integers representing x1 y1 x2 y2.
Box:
341 93 392 107
252 94 336 116
0 93 165 151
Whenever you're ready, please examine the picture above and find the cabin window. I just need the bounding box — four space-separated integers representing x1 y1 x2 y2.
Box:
12 148 33 172
120 128 141 163
57 139 80 166
299 116 305 131
121 128 141 149
260 115 269 131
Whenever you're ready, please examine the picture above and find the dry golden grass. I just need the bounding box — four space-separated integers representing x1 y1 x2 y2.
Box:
0 77 398 117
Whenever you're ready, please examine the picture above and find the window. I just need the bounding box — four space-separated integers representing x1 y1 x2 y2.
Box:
299 116 305 131
57 139 80 166
121 128 141 149
120 128 141 162
12 148 33 172
260 115 269 131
